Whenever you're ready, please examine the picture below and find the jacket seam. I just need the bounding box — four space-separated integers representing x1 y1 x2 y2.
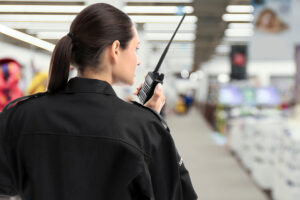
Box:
21 131 152 159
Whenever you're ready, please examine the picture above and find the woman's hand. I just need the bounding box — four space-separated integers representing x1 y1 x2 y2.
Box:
134 83 165 113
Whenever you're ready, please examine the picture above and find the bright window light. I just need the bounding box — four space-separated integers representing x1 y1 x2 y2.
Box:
130 15 197 23
0 5 85 13
226 5 254 13
222 14 254 22
0 24 54 52
124 6 193 14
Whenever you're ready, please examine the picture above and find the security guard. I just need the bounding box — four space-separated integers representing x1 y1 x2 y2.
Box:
0 3 197 200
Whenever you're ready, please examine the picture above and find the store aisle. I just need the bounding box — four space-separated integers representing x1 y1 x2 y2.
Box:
166 108 269 200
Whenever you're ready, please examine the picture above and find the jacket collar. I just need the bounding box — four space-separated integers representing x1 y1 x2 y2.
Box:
64 77 117 96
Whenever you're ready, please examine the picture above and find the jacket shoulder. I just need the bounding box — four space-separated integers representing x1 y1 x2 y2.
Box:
129 101 170 132
2 92 48 113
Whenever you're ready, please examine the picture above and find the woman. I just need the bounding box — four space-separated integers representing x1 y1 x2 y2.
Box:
0 3 197 200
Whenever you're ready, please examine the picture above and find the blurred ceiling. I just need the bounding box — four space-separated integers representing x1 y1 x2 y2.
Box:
0 0 253 72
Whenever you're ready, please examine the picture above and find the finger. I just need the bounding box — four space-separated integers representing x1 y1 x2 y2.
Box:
133 84 143 95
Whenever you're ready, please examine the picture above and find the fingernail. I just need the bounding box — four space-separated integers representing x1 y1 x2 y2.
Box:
157 83 162 91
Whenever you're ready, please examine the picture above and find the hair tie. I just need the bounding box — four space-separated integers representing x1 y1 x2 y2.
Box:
67 32 75 40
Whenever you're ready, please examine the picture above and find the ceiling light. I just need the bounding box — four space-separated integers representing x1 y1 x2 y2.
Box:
145 32 195 41
223 37 251 42
0 24 54 52
37 31 67 40
130 15 197 23
126 0 193 2
190 72 198 81
0 14 76 22
225 29 254 37
226 5 254 13
0 22 71 31
228 23 254 29
144 23 196 31
124 6 193 14
0 5 85 13
0 0 83 2
181 69 189 79
222 14 254 22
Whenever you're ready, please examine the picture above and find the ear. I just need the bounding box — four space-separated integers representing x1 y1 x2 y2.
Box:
110 40 121 63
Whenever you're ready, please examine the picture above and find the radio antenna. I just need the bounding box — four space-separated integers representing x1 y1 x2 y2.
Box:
153 13 186 73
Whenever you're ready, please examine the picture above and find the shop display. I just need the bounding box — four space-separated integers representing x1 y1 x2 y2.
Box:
0 58 23 111
27 71 48 95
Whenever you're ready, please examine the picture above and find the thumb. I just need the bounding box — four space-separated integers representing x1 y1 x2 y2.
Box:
152 83 162 100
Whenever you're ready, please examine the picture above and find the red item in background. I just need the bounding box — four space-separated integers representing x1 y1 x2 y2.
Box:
233 53 246 67
0 58 23 111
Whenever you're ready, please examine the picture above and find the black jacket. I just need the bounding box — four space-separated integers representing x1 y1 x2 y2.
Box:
0 77 197 200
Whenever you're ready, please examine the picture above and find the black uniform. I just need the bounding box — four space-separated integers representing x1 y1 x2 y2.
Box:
0 77 197 200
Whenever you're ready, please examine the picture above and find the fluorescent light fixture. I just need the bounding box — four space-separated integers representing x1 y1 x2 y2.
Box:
223 37 251 42
126 0 193 2
130 15 197 23
144 23 196 31
225 29 254 37
222 14 254 22
0 0 83 1
124 6 193 14
0 14 76 22
226 5 254 13
0 22 70 31
0 5 85 13
145 32 195 41
228 23 254 29
0 24 54 52
37 31 67 40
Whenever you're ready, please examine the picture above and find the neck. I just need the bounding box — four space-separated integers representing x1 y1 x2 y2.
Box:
77 68 112 85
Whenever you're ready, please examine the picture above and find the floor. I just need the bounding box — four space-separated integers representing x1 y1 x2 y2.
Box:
166 108 269 200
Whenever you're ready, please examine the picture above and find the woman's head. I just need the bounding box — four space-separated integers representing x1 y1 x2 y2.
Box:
48 3 140 92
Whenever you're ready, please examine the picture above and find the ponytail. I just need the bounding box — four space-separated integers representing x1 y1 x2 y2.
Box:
47 35 73 92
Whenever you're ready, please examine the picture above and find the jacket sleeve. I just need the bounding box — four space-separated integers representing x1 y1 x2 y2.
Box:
0 112 18 196
147 126 198 200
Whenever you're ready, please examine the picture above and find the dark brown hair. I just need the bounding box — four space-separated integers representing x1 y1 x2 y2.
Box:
48 3 133 92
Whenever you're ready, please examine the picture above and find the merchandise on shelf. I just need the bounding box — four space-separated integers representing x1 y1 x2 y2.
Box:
0 58 23 111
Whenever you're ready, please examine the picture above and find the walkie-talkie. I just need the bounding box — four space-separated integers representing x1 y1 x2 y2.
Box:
137 13 186 104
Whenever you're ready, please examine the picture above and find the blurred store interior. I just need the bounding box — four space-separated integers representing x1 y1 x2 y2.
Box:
1 0 300 199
